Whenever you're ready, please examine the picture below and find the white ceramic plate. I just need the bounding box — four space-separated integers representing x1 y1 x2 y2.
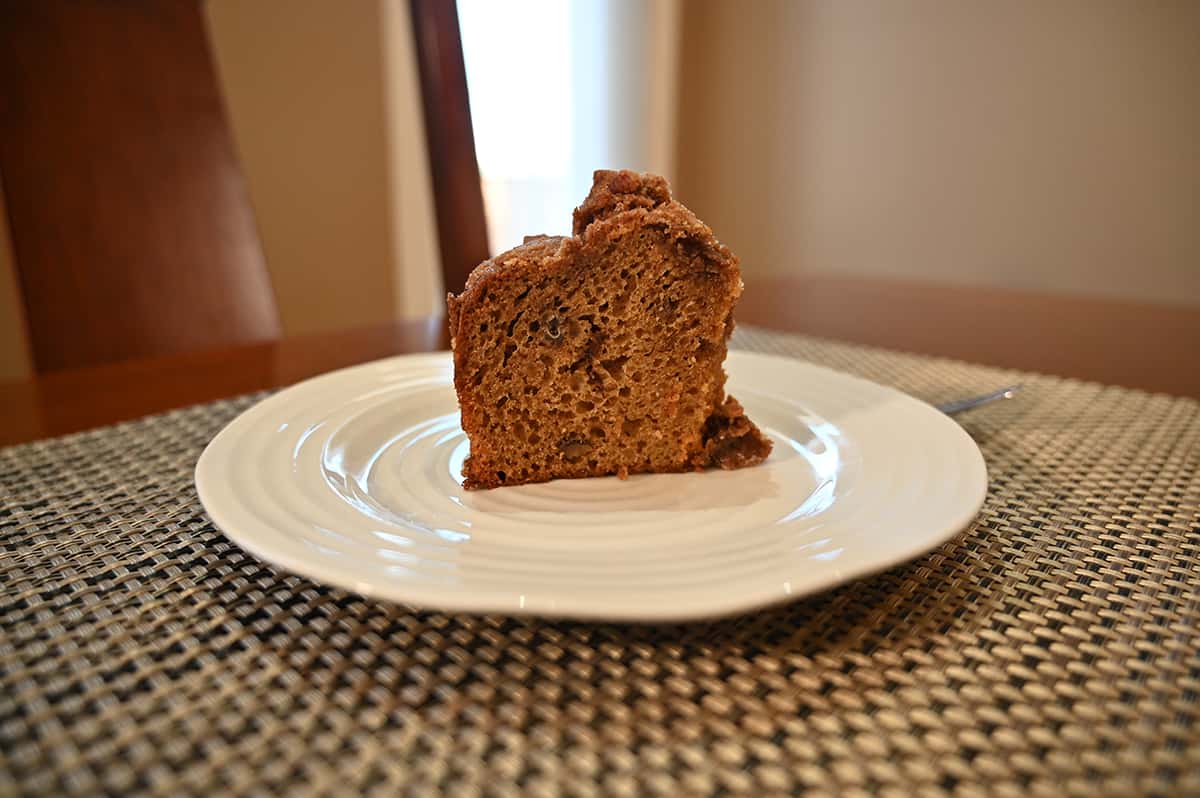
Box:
195 351 987 622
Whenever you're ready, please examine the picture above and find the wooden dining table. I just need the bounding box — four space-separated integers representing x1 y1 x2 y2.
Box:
3 275 1197 447
5 274 1199 797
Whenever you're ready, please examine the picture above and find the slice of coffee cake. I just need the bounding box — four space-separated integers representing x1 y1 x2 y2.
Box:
447 169 772 489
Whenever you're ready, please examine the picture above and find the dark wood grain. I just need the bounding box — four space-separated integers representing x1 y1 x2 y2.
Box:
0 0 280 373
739 275 1200 398
0 317 448 447
410 0 491 296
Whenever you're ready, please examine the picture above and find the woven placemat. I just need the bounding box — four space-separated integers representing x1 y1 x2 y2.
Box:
2 327 1198 797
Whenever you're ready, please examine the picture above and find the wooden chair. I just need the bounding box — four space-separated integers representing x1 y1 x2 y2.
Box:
0 0 487 373
410 0 491 302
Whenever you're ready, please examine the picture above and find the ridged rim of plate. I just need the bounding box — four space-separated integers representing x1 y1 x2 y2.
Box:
195 351 987 621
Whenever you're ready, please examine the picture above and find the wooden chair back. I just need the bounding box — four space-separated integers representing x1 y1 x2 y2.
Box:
0 0 488 373
0 1 280 372
410 0 491 296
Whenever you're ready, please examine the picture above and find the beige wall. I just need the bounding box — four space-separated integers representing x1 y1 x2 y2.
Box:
677 0 1200 306
205 0 441 336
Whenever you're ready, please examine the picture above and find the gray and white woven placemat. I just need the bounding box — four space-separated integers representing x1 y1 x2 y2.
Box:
3 327 1198 796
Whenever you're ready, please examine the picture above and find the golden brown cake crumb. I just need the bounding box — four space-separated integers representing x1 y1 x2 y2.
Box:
447 169 772 489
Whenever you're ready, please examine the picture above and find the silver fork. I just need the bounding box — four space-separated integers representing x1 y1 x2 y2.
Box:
937 384 1023 416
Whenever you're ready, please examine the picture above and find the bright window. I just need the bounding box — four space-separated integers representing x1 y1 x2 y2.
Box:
458 0 614 254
